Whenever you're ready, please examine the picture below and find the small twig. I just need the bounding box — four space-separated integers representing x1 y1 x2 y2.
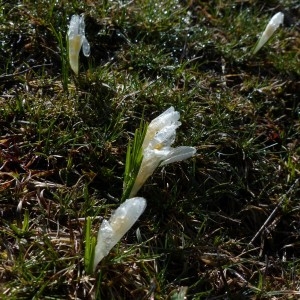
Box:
0 63 53 80
248 178 299 247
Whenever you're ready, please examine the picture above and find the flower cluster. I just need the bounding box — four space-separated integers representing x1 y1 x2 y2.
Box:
93 107 196 271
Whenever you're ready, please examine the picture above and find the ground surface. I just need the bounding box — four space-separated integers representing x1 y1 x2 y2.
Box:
0 0 300 299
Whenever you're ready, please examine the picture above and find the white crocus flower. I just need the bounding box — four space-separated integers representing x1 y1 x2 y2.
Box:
253 12 284 54
129 107 196 198
93 197 146 271
68 14 90 74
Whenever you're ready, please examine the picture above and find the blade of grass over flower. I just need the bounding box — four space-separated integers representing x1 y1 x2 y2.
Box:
49 23 69 92
122 120 148 201
84 216 96 275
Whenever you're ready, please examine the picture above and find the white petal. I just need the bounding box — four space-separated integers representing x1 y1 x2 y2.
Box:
151 107 179 127
160 146 196 166
129 148 167 197
148 124 178 150
142 107 181 149
82 36 90 57
78 14 86 36
110 197 146 233
68 15 80 37
93 220 113 269
269 12 284 30
68 35 82 74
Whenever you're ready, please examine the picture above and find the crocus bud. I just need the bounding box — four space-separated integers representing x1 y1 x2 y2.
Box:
253 12 284 54
68 14 90 74
93 197 147 271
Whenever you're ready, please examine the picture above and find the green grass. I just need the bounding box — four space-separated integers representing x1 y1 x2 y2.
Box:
0 0 300 299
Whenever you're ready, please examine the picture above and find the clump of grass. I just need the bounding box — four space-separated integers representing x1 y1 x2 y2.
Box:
0 0 300 299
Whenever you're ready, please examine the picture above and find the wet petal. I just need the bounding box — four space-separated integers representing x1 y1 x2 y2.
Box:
82 36 90 57
160 146 196 166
